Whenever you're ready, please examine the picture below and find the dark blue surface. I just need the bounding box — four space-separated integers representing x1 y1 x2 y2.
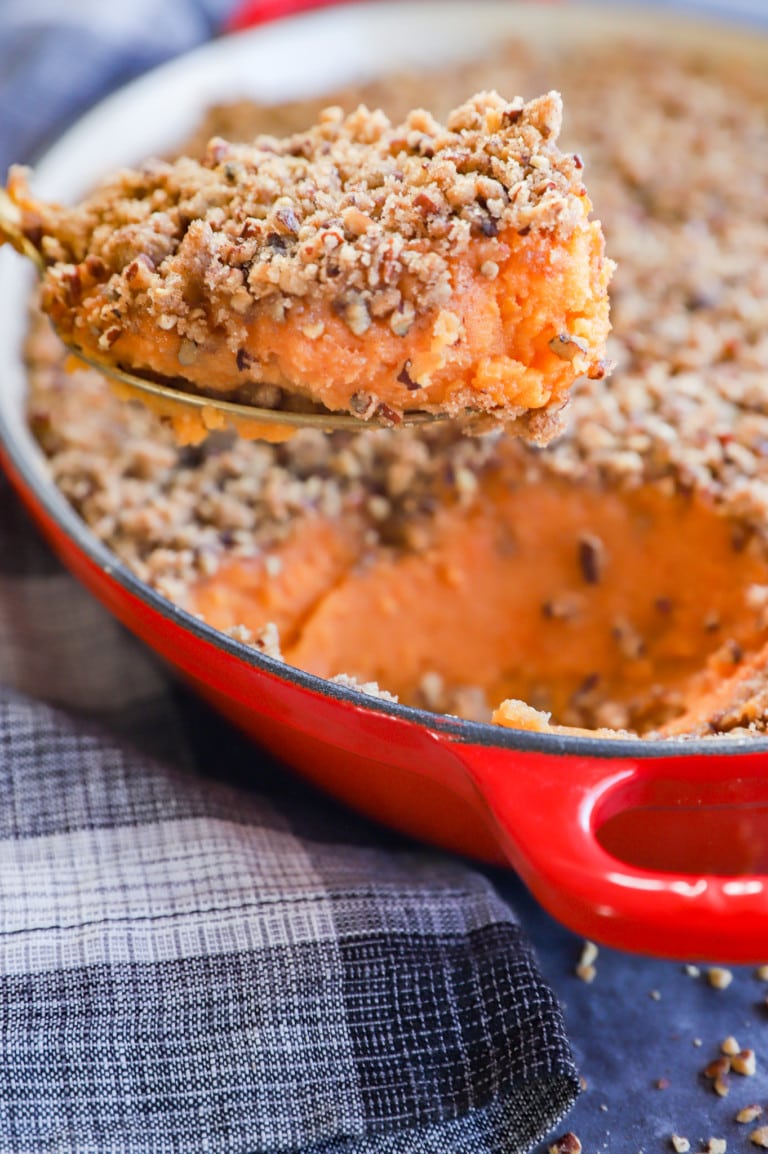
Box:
490 867 768 1153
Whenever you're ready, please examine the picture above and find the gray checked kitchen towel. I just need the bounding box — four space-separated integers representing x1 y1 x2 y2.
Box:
0 2 579 1151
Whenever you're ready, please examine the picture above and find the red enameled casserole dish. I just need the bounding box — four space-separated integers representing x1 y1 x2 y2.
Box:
3 0 768 962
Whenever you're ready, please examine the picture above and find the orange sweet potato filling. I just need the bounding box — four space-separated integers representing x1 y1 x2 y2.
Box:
190 513 367 648
188 462 768 737
62 221 609 425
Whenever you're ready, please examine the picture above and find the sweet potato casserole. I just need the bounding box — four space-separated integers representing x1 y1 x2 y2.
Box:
24 35 768 739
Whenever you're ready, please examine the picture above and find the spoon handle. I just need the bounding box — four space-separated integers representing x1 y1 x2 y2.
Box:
0 188 46 273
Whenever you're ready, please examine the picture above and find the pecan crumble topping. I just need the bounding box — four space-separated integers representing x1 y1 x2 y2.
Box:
27 91 584 324
11 89 611 430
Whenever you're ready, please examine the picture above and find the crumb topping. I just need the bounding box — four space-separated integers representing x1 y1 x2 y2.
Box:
531 43 768 546
32 91 587 348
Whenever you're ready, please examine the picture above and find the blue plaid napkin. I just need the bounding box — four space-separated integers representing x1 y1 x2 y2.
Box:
0 3 579 1151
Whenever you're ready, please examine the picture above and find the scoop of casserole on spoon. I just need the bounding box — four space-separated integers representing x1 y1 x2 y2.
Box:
0 90 613 443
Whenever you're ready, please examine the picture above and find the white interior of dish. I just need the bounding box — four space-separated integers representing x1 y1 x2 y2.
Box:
1 0 766 519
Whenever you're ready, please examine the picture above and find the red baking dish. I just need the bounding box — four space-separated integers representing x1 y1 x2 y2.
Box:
3 0 768 963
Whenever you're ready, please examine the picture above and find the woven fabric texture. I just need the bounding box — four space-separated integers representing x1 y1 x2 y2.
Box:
0 3 580 1151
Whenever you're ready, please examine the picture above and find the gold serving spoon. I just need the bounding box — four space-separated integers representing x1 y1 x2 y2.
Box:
0 188 446 442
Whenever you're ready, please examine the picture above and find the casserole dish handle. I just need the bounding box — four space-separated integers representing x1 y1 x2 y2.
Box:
448 739 768 962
